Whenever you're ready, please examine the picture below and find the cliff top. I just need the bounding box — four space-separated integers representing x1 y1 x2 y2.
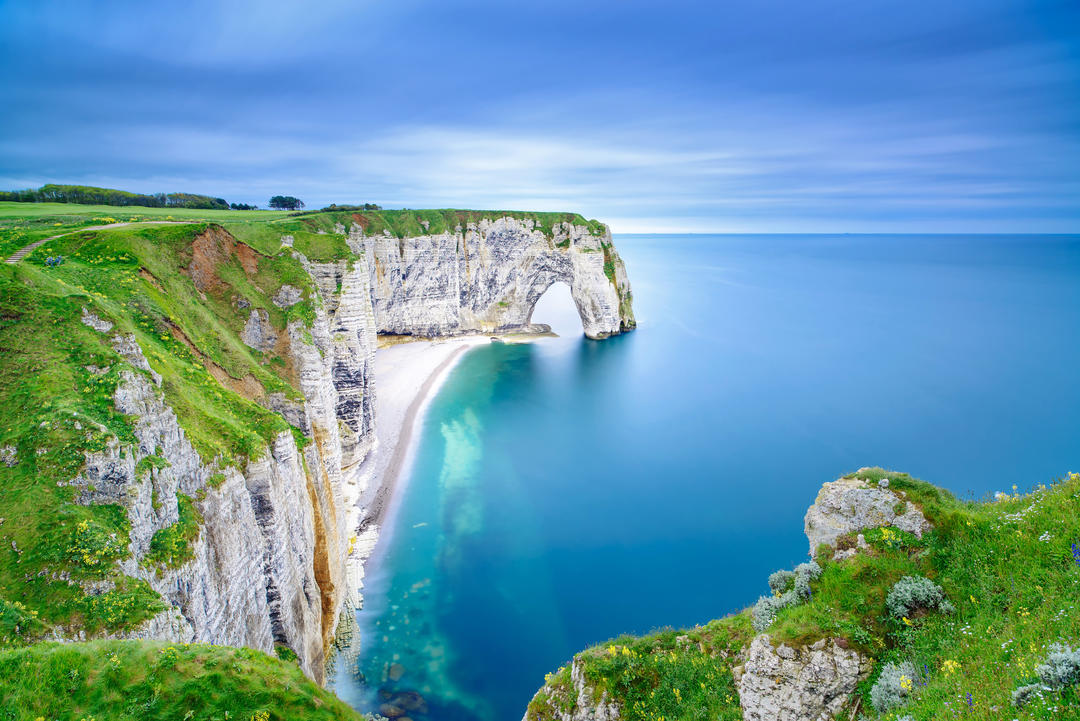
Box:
527 468 1080 720
0 202 607 262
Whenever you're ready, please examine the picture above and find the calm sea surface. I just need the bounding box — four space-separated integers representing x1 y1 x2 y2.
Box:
331 234 1080 720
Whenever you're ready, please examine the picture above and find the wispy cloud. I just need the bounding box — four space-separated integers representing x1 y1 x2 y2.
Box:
2 0 1077 232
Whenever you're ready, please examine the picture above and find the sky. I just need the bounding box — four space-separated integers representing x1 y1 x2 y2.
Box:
1 0 1078 232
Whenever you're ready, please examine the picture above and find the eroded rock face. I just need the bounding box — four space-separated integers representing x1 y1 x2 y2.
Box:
735 635 871 721
241 308 277 353
71 259 380 683
804 476 931 557
360 218 635 340
73 368 310 673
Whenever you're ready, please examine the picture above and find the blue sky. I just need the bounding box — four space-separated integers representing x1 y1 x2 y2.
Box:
2 0 1078 232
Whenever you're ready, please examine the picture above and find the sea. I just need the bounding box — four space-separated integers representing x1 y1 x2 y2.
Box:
330 233 1080 720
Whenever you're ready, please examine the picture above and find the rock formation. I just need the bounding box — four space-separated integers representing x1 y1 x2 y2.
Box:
359 218 635 340
804 472 931 557
524 471 929 721
734 635 871 721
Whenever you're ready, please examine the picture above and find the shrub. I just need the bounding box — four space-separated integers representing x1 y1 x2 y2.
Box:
1036 643 1080 688
768 570 795 595
871 661 916 712
753 561 822 632
1010 643 1079 708
885 575 954 618
1011 683 1045 708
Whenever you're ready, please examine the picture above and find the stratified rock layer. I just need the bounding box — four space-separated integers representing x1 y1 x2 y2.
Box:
360 218 635 340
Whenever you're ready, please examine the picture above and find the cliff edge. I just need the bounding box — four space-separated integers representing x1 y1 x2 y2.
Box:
524 468 1080 720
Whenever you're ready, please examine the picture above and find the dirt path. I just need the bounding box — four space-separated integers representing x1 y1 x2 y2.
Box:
4 220 195 264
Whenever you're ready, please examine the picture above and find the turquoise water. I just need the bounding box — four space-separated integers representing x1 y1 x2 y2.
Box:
333 234 1080 720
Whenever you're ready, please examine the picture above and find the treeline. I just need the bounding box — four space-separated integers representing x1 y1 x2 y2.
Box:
0 184 237 210
291 203 382 217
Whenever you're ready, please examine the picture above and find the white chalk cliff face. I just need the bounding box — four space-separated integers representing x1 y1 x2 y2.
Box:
362 218 635 340
69 216 633 684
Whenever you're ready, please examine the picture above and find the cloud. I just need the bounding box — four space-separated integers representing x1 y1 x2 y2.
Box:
1 0 1077 231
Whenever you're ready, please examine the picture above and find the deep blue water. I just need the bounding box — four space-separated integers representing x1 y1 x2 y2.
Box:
332 234 1080 720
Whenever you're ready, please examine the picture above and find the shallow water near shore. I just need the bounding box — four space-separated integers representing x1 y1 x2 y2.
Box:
331 233 1080 720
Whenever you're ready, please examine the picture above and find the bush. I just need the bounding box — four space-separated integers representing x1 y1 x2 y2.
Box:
753 561 822 632
1037 643 1080 688
1011 683 1045 708
1010 643 1079 708
871 661 916 712
768 569 795 595
885 575 954 618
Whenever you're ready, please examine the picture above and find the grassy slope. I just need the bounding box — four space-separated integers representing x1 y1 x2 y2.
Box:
528 470 1080 721
0 640 364 721
0 217 321 643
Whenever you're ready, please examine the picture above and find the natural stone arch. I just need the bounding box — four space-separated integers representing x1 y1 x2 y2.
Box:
362 217 635 340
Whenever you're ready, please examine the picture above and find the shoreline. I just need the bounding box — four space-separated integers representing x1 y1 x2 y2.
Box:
348 331 552 609
361 337 486 529
357 329 555 532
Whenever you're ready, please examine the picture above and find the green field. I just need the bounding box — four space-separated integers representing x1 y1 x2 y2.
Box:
0 640 365 721
0 201 606 260
0 201 291 221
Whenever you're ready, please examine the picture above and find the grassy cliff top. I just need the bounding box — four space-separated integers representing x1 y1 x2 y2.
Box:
0 640 365 721
528 470 1080 721
0 202 606 260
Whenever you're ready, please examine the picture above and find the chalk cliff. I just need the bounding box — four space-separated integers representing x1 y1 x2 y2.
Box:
360 217 635 340
50 212 633 684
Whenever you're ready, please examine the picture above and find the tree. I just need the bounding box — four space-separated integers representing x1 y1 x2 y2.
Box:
268 195 304 211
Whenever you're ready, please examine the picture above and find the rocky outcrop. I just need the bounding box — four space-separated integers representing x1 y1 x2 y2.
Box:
522 658 622 721
734 635 872 721
241 308 278 353
525 471 911 721
804 474 931 557
359 218 635 340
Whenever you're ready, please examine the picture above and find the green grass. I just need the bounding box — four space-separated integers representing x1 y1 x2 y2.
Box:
0 202 292 260
528 616 753 721
0 202 606 263
528 471 1080 720
296 207 607 239
143 495 202 570
0 201 291 221
0 639 366 721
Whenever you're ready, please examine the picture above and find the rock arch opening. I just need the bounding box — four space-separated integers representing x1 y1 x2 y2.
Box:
528 281 582 337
